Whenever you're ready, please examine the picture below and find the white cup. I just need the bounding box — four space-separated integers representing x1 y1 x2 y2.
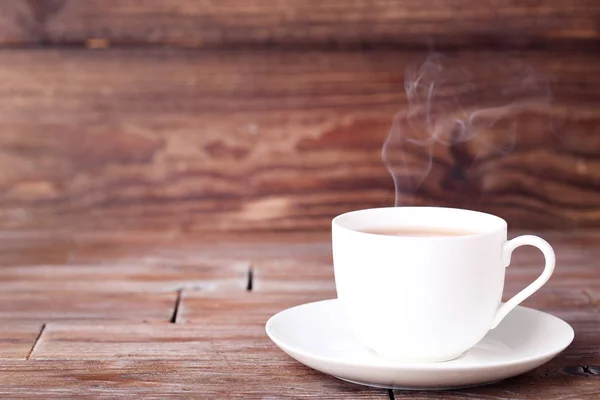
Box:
332 207 555 363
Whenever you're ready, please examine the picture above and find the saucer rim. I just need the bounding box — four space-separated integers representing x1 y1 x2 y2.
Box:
265 298 574 371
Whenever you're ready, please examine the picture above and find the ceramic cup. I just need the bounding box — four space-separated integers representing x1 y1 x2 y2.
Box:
332 207 555 363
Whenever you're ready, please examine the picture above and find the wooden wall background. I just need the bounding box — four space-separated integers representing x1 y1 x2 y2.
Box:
0 0 599 233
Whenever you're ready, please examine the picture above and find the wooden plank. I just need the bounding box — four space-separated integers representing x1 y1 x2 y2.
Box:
243 234 600 318
66 230 600 266
1 50 600 232
178 291 334 326
70 232 333 265
0 232 597 397
0 1 598 48
393 364 600 400
243 235 600 322
28 319 600 398
0 234 72 266
0 318 597 398
253 259 335 293
0 360 387 399
31 323 266 360
503 288 597 321
0 321 43 359
249 252 597 320
505 264 600 292
391 320 600 399
0 262 248 293
0 292 177 322
568 319 600 356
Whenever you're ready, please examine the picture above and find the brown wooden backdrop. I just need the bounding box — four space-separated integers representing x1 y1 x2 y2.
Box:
0 0 599 233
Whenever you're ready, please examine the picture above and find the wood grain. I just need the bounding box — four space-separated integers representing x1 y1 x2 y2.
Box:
0 321 43 359
0 292 177 322
253 259 335 293
0 234 72 266
178 291 334 326
0 49 600 231
28 320 600 398
0 360 388 399
0 0 597 49
69 232 333 265
0 262 248 293
393 331 600 399
31 323 267 360
0 321 597 398
393 355 600 400
504 288 597 321
0 232 597 398
583 288 600 311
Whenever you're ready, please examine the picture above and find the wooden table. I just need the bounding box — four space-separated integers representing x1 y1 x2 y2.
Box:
0 230 598 399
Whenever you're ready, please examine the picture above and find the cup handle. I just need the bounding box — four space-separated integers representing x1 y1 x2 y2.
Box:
491 235 556 329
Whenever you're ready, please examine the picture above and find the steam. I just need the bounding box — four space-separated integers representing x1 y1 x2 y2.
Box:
382 53 552 206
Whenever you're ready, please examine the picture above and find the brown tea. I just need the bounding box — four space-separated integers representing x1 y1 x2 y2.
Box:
361 227 477 237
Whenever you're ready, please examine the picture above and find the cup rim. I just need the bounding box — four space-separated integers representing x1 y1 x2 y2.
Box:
332 206 507 240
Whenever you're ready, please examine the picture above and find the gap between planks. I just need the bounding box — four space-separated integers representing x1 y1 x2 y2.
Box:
171 263 253 323
247 265 253 292
170 289 183 324
25 324 46 360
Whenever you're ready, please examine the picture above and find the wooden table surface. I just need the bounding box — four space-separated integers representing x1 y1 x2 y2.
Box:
0 230 598 399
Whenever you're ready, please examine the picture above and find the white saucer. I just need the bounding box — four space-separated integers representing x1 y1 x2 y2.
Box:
266 299 574 390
